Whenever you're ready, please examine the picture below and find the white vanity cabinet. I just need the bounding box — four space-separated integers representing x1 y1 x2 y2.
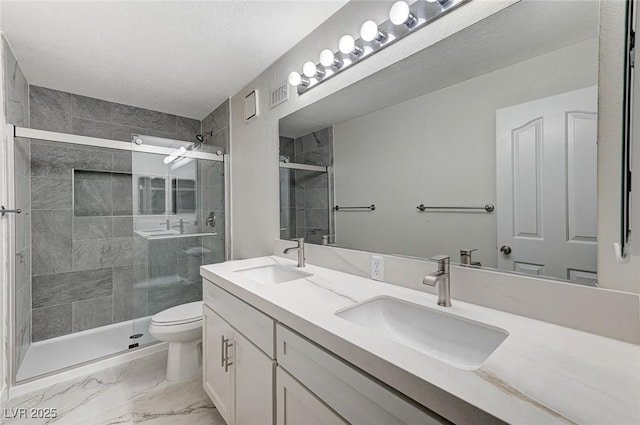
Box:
203 283 276 425
203 278 450 425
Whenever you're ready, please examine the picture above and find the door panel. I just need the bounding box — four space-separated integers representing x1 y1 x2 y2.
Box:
497 86 598 284
235 331 274 425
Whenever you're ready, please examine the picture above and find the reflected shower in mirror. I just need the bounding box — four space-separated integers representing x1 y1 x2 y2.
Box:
279 0 600 285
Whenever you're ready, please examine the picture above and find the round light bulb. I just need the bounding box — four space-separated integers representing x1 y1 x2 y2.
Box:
163 156 172 165
178 146 187 155
389 1 411 25
288 71 302 86
302 61 317 78
360 20 380 42
319 49 336 67
338 35 355 54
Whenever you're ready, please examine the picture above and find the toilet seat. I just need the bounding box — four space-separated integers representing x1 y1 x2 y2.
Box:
151 301 202 326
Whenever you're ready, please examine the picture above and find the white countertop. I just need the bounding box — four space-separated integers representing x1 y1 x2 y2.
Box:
201 256 640 425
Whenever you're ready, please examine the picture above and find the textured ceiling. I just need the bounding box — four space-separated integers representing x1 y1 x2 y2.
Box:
1 1 347 119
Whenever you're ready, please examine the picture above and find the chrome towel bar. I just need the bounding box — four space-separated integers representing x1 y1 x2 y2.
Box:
334 204 375 211
416 204 494 213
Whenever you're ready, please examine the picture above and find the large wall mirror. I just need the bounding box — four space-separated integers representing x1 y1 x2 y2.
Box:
279 0 601 286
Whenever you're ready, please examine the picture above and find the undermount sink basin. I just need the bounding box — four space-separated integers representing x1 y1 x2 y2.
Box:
234 264 312 284
336 296 508 369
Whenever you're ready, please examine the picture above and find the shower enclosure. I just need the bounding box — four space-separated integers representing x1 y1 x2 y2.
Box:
8 126 227 383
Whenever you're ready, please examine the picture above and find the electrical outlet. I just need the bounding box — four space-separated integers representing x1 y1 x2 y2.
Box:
371 255 384 281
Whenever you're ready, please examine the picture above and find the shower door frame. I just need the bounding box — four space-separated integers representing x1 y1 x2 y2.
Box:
9 126 230 387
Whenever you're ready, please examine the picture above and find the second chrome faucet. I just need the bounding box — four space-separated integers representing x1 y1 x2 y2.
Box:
283 238 305 268
423 255 451 307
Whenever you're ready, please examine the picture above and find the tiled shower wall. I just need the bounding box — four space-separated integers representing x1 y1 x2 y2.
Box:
28 86 205 341
3 36 31 367
279 127 333 245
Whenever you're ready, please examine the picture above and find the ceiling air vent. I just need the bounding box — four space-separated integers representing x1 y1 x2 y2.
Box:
270 81 289 109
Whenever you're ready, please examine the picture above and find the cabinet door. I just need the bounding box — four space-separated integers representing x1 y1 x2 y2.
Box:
234 331 275 425
203 305 235 425
276 367 347 425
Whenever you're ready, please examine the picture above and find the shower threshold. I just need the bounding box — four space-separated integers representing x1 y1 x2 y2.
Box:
17 317 156 382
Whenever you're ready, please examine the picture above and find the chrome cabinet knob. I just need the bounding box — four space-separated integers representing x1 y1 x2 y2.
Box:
500 245 512 255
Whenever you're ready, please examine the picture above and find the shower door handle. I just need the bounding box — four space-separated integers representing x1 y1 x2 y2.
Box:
0 206 22 217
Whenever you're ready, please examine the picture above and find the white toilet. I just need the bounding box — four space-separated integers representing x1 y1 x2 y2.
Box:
148 301 203 381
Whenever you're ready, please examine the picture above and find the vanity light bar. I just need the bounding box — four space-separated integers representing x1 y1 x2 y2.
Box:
288 0 469 94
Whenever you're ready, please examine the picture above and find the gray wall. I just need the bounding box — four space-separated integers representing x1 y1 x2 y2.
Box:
333 39 598 267
28 86 203 341
3 36 31 368
201 99 229 153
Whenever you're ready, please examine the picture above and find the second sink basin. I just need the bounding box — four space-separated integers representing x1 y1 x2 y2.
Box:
234 264 312 284
336 296 508 369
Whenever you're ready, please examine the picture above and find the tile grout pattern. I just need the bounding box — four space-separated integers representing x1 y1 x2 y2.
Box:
2 350 226 425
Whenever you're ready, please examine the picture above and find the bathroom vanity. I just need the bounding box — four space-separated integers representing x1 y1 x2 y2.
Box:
200 256 639 425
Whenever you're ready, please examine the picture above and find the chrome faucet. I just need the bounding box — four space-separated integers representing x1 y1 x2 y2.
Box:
160 218 170 230
283 238 305 268
172 219 186 234
422 255 451 307
460 249 481 267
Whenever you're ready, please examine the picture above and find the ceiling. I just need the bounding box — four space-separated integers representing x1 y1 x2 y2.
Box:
1 1 347 119
280 0 600 138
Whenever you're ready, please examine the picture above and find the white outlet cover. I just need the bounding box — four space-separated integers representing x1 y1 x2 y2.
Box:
371 255 384 281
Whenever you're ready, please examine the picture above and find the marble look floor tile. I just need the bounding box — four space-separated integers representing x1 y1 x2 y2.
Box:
4 350 223 425
130 376 222 425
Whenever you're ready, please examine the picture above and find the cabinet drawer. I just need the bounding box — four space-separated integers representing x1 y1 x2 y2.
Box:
204 279 275 358
276 324 449 425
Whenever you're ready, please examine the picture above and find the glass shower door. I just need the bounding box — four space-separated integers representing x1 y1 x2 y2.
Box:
130 146 225 345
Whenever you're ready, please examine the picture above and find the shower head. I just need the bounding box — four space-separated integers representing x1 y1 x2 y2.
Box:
195 131 214 144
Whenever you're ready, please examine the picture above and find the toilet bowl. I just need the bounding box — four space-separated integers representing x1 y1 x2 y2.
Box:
149 301 203 381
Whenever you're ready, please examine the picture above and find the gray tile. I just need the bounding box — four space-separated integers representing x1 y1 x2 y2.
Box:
306 208 329 229
31 141 112 178
30 86 72 133
74 172 112 216
32 267 113 308
133 235 148 264
296 209 306 228
147 281 201 316
111 103 176 134
177 236 203 260
304 228 327 245
73 217 112 240
32 304 72 342
177 257 202 285
111 237 134 267
4 41 29 127
202 235 225 265
201 99 229 134
71 94 111 122
304 188 328 210
299 127 332 152
72 296 113 332
32 210 72 276
148 238 177 281
112 150 132 173
72 237 133 271
208 128 228 152
72 117 116 139
113 217 133 237
15 248 29 292
32 177 72 210
145 128 176 140
112 173 133 216
113 264 147 322
176 116 201 142
14 137 30 176
304 147 331 167
279 136 294 158
110 124 146 143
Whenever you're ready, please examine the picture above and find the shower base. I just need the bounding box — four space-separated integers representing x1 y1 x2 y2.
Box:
17 317 156 382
